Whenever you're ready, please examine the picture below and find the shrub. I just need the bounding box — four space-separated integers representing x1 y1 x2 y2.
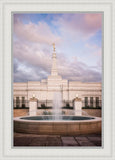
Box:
43 111 48 115
62 111 65 115
42 111 52 115
14 107 29 109
37 106 52 109
48 111 52 115
82 106 101 109
62 106 73 109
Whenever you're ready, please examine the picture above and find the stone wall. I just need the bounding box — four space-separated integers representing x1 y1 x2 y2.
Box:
83 109 101 117
13 109 101 117
13 109 29 117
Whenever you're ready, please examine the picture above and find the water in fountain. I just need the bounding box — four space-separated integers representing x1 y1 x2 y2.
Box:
53 92 62 120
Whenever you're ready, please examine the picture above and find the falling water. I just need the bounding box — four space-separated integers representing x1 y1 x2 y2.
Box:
82 110 89 116
53 92 62 120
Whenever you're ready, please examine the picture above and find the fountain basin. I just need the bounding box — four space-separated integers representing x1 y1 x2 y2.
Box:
14 115 101 135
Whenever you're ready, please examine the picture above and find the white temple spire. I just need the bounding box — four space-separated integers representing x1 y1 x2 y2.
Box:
51 43 58 76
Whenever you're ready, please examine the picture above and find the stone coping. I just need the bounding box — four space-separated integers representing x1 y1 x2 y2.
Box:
14 115 101 123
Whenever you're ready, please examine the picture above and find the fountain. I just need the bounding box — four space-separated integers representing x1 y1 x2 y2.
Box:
14 94 101 135
53 92 62 120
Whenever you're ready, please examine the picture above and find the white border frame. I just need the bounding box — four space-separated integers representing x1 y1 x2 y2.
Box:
0 0 115 160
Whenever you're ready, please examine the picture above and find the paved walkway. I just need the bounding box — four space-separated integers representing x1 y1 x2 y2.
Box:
14 133 101 147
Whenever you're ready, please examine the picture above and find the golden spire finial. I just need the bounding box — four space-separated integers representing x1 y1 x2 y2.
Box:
52 43 55 52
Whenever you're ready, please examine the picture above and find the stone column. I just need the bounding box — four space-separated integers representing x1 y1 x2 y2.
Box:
74 95 82 116
82 97 84 107
29 95 38 116
93 97 96 108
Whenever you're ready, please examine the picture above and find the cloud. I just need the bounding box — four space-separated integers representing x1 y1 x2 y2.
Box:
57 53 101 82
13 40 52 72
13 13 102 82
14 15 61 45
53 13 102 40
13 41 101 82
85 43 102 56
13 55 50 82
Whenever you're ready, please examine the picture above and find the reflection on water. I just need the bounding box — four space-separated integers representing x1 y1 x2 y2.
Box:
21 115 94 121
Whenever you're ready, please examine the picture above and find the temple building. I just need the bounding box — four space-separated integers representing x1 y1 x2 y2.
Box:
13 44 102 108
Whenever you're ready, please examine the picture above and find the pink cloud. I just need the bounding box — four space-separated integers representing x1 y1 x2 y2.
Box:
13 41 52 72
93 48 102 56
53 13 102 39
13 41 101 82
14 18 61 45
13 13 102 82
85 43 102 56
84 14 102 33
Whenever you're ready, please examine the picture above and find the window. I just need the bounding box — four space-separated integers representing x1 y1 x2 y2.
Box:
96 97 99 107
90 97 93 107
85 97 88 107
22 97 25 108
16 97 20 108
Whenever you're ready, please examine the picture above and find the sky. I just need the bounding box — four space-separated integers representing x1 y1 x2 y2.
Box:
13 13 102 82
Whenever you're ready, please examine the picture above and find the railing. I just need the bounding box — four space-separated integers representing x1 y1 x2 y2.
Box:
13 100 102 108
82 100 102 108
13 100 29 108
